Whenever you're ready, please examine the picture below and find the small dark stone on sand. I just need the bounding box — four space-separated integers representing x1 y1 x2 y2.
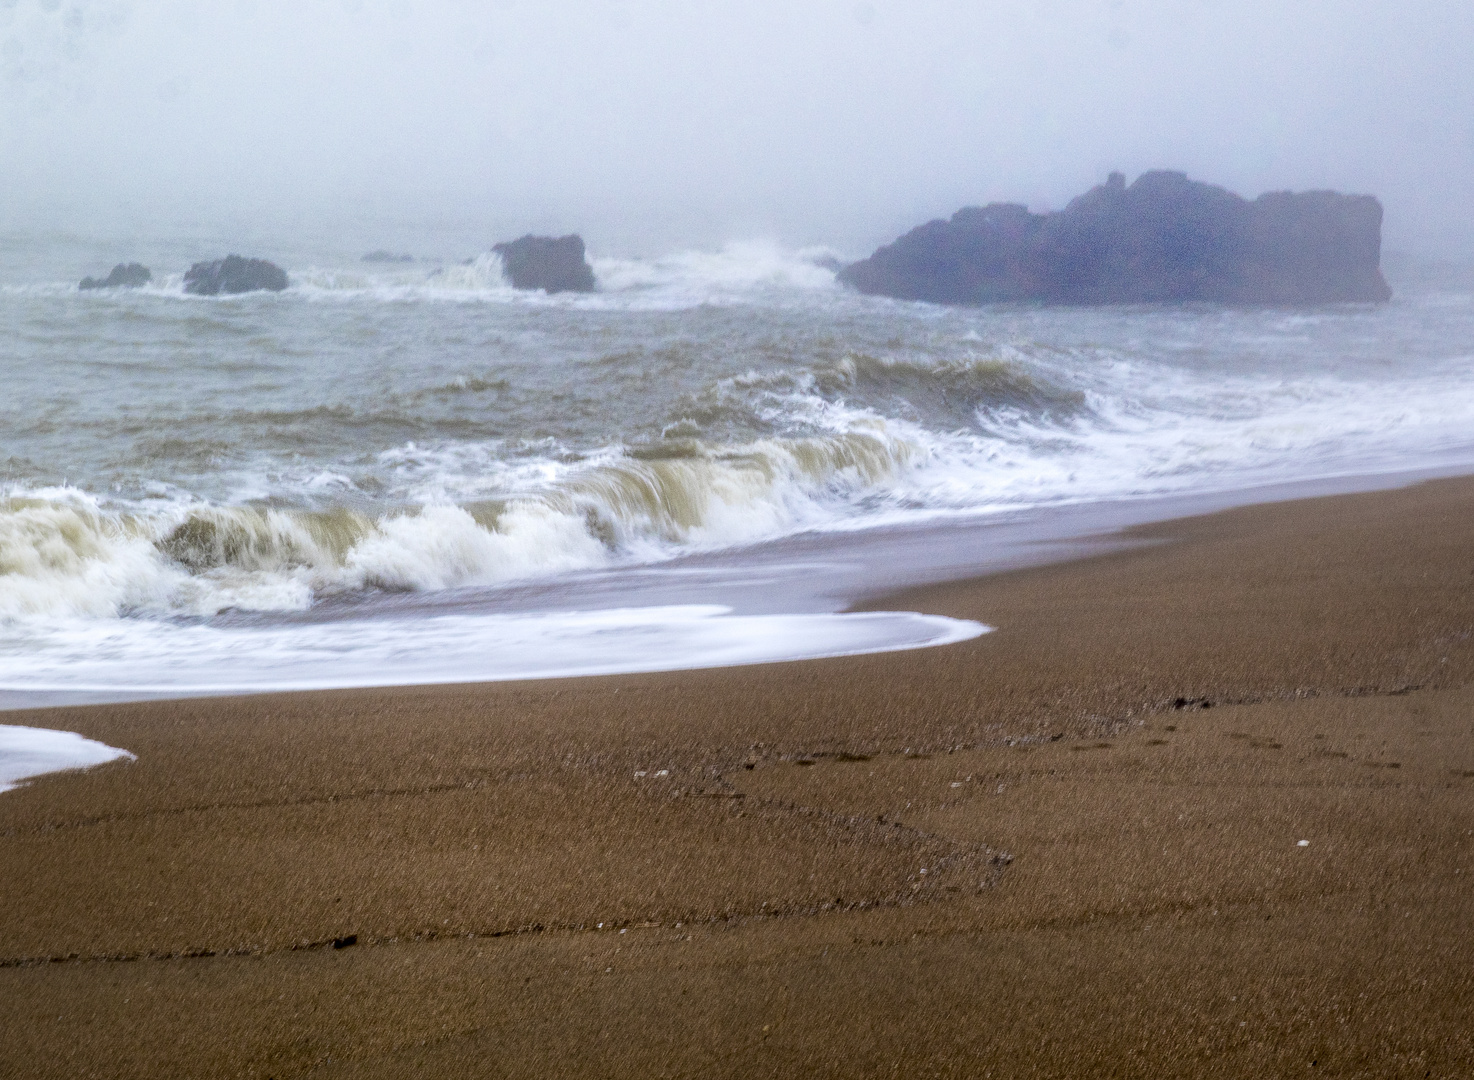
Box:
330 934 357 949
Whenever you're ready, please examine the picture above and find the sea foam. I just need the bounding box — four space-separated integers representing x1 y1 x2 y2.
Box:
0 725 134 793
0 423 919 619
0 606 988 694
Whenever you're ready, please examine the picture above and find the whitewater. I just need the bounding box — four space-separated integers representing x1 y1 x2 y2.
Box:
2 235 1473 705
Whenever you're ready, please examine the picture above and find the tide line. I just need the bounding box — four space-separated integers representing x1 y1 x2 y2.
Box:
0 605 989 695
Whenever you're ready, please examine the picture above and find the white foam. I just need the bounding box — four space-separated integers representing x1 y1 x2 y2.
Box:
0 725 134 793
280 241 844 311
0 606 988 693
341 503 610 591
589 241 842 308
0 424 923 620
0 490 196 620
860 350 1474 521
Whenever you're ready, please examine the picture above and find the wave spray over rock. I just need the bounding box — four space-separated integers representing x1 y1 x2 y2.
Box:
840 171 1391 306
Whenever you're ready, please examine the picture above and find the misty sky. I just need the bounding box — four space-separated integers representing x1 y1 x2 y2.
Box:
2 0 1471 255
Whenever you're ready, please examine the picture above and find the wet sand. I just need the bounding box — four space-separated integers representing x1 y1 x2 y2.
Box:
3 477 1473 1077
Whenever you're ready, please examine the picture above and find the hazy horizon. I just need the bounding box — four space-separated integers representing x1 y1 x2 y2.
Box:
2 0 1471 258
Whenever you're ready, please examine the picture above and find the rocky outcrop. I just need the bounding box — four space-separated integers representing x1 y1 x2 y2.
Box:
491 234 596 293
79 263 151 290
840 171 1391 305
362 250 414 263
183 256 289 296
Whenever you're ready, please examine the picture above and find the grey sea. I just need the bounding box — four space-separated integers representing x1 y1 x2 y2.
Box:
3 231 1473 699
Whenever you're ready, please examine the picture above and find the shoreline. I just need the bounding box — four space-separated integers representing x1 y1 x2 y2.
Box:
6 456 1474 715
3 476 1473 1076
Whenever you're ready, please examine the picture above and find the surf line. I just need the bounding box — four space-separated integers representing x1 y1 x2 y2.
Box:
0 606 990 695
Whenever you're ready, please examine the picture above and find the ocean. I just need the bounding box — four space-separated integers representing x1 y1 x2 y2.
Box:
3 233 1473 701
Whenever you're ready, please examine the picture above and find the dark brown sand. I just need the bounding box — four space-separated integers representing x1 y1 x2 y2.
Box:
3 478 1473 1078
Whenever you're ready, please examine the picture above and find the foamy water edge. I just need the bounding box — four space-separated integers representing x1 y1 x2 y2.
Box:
0 725 134 794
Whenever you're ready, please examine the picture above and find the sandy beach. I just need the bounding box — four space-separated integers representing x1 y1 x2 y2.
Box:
3 476 1473 1078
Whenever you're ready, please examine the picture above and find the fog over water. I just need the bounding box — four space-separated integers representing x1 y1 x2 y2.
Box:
4 1 1474 715
2 0 1471 255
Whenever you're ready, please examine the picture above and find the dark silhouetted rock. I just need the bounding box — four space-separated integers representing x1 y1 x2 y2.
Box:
183 255 289 296
79 263 151 290
362 250 414 263
839 171 1391 305
491 234 596 293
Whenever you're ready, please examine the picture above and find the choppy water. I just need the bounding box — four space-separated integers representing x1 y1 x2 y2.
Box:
2 235 1473 696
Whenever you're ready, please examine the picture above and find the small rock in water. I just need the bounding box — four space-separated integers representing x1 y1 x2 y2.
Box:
79 263 151 290
183 255 289 296
491 234 596 293
361 250 414 263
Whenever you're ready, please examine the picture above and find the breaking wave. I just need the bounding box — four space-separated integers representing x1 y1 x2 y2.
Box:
0 425 919 620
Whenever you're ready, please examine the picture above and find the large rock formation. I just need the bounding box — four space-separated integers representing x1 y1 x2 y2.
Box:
183 255 289 296
492 234 596 293
79 263 151 290
840 171 1391 305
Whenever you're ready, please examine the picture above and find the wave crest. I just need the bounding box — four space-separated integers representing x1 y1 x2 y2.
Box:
0 426 919 620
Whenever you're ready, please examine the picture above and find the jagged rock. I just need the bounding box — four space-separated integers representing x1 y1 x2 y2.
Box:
840 171 1391 305
182 255 289 296
362 250 414 263
491 234 596 293
79 263 151 290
